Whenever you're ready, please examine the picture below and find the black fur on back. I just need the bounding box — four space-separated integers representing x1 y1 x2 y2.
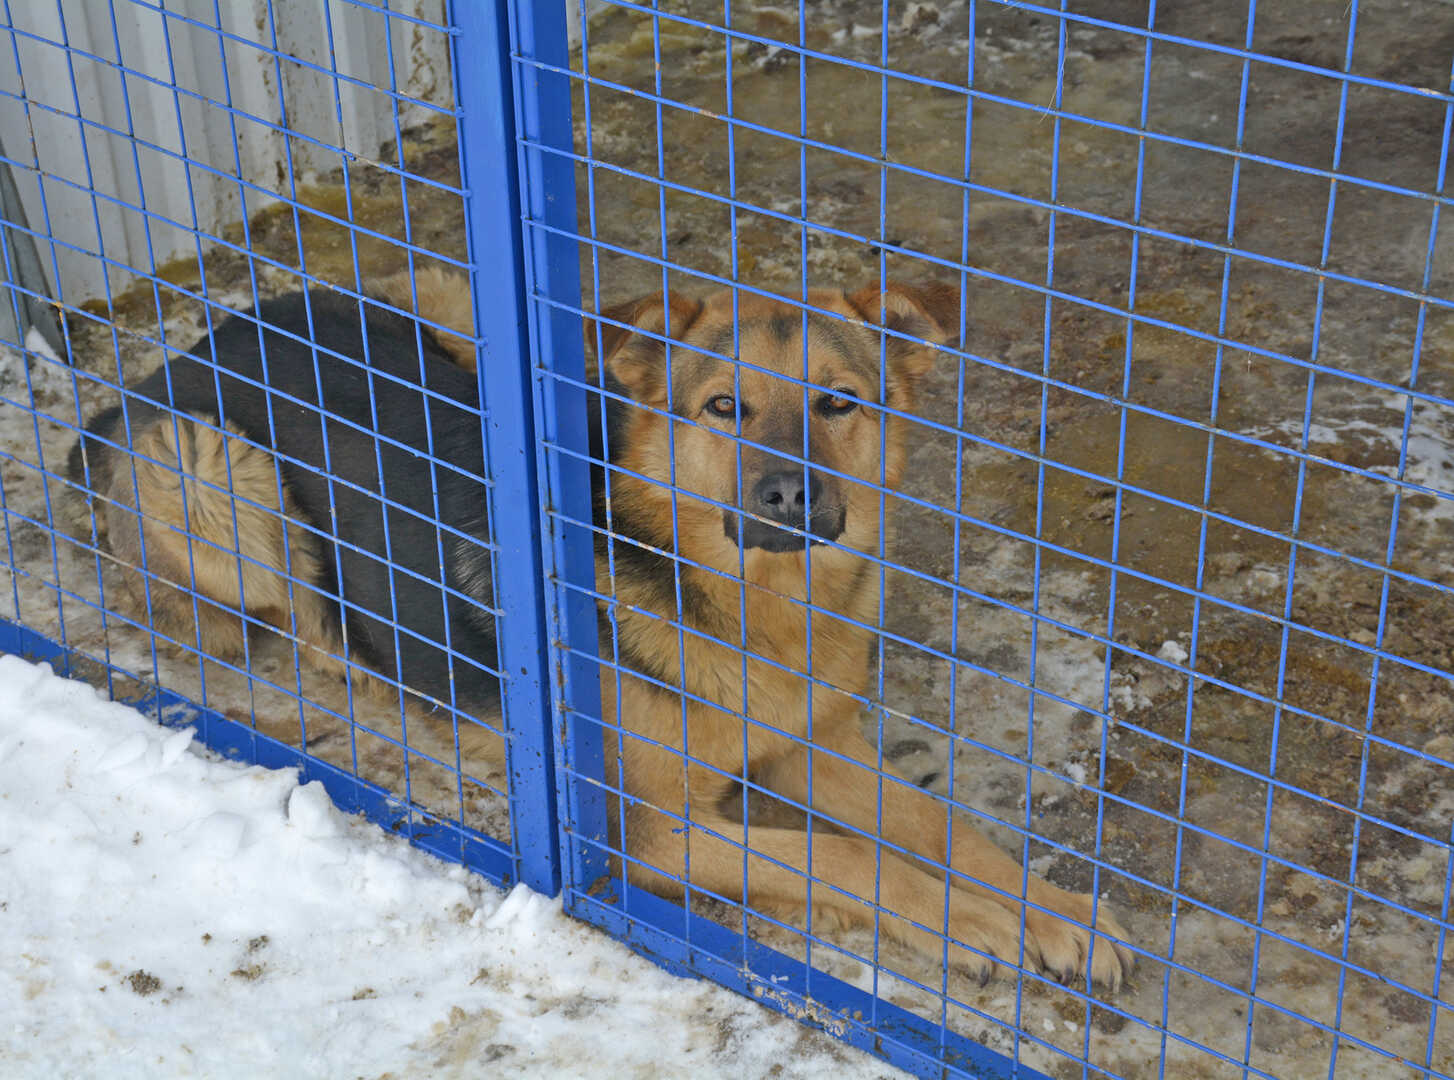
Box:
71 289 501 714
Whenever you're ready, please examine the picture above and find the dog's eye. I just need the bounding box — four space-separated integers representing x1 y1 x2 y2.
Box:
705 395 738 418
817 388 859 415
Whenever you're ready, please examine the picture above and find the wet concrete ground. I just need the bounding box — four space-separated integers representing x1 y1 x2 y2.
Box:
4 1 1453 1077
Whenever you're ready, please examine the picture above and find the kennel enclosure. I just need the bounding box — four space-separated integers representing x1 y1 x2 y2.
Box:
2 2 1453 1078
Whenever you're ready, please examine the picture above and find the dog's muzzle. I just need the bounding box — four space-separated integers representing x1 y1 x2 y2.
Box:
723 469 846 551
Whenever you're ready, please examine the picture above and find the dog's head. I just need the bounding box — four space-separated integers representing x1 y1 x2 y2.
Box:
592 281 954 578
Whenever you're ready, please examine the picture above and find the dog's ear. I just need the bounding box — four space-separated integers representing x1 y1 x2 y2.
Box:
846 280 960 384
589 293 705 399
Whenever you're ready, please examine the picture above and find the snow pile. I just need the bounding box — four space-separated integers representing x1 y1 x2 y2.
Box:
0 655 895 1080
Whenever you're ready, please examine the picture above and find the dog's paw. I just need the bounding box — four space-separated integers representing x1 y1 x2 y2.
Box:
930 891 1044 986
1024 889 1135 992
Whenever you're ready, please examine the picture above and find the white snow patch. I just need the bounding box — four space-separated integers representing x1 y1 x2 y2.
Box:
829 23 883 44
1155 639 1189 665
1253 393 1454 523
0 655 901 1080
24 326 62 365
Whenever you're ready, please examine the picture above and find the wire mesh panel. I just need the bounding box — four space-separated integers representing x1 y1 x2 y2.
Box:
2 0 1452 1076
0 1 554 887
532 1 1454 1077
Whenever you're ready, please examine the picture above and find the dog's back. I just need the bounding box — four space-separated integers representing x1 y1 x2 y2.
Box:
70 289 501 713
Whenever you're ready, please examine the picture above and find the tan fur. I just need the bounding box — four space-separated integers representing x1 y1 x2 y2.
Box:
89 413 366 690
375 265 476 370
596 282 1135 989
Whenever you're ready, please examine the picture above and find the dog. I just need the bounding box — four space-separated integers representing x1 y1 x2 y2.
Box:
68 270 1134 990
67 282 497 723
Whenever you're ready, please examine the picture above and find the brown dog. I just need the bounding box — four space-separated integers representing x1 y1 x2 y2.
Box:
68 270 1133 989
588 283 1134 989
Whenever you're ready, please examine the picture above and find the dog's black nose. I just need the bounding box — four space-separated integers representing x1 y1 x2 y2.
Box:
729 468 844 550
753 469 820 527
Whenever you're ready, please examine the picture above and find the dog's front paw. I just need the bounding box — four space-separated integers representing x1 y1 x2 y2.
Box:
1025 888 1135 991
936 891 1044 985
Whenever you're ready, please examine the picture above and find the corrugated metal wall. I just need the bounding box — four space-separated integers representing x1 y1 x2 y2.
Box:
0 0 451 315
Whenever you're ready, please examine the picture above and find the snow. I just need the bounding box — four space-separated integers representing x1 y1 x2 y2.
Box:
1155 640 1189 665
23 327 61 366
1254 392 1454 523
0 654 899 1080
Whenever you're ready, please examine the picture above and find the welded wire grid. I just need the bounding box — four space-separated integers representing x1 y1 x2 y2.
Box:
0 2 522 878
0 0 1450 1077
536 1 1454 1078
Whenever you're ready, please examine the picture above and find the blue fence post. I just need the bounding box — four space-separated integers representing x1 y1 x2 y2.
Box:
506 0 610 897
449 0 561 897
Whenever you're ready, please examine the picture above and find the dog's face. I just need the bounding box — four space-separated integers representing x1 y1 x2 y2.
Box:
596 283 952 578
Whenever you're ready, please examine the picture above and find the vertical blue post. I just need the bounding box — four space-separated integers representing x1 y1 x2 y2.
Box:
507 1 609 895
449 0 560 896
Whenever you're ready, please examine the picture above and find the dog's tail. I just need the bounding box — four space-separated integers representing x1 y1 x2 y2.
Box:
67 404 122 484
375 265 476 371
62 404 125 541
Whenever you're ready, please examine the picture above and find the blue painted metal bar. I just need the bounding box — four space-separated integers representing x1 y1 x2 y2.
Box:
570 883 1060 1080
507 0 609 896
449 0 560 897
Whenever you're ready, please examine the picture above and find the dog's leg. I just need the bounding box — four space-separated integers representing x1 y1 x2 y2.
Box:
758 722 1135 989
622 790 1038 984
100 414 358 688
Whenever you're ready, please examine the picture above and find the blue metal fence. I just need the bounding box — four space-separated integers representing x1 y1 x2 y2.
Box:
1 2 1452 1078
